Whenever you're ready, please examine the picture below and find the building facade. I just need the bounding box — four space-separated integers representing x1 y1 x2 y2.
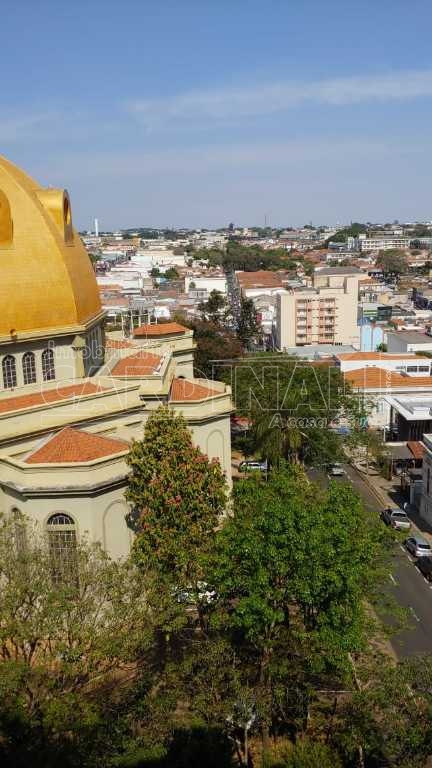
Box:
0 156 233 561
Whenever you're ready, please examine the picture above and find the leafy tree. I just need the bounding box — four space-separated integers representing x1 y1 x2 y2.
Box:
376 249 408 276
126 407 227 617
164 267 180 280
190 320 243 378
323 223 367 246
225 357 362 466
337 654 432 767
150 266 161 277
198 290 229 323
0 514 167 768
210 466 383 752
237 297 260 348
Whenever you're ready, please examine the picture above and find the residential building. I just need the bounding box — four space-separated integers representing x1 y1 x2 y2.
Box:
275 267 362 350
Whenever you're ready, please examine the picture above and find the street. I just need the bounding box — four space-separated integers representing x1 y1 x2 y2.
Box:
309 463 432 659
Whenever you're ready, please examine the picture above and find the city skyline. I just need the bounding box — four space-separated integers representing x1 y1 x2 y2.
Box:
2 0 432 228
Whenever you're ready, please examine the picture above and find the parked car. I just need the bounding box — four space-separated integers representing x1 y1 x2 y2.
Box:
328 463 345 476
405 536 432 558
238 460 268 474
416 556 432 581
381 508 411 531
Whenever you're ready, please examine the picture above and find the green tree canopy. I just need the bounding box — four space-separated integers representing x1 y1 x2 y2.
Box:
376 249 408 276
127 407 227 598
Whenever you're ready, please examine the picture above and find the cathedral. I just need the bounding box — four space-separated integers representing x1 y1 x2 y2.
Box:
0 156 232 559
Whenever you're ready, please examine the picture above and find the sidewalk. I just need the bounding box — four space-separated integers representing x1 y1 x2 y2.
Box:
354 465 432 543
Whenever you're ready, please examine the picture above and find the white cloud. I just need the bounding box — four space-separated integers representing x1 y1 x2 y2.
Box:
128 70 432 126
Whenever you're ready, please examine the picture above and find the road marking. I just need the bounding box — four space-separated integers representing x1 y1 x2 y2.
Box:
389 573 397 585
409 606 421 622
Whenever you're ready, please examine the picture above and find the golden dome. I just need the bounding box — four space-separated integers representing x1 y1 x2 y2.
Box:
0 155 102 340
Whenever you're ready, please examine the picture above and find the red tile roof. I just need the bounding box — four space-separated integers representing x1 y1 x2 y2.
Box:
25 427 128 464
111 350 163 376
133 322 188 337
170 377 219 402
236 270 289 289
344 367 432 389
0 382 107 415
407 441 425 460
337 352 431 361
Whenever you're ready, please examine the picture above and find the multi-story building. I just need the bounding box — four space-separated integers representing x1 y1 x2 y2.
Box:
275 267 362 350
355 233 410 251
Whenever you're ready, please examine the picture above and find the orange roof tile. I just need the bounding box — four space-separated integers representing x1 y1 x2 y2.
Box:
170 378 219 402
0 382 107 415
111 350 163 376
133 322 188 337
344 367 432 389
25 427 128 464
407 441 425 460
337 351 431 361
236 270 289 289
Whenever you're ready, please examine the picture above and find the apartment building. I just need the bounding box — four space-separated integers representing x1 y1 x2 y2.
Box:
355 233 410 251
275 267 362 350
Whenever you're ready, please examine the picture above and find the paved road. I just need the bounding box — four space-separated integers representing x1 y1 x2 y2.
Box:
309 464 432 659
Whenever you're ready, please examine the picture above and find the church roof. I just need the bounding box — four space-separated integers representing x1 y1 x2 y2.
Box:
133 322 189 337
0 382 107 415
170 377 218 401
0 155 102 339
111 350 163 376
25 426 128 464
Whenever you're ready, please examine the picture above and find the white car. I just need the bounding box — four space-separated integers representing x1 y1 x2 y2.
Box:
328 463 345 476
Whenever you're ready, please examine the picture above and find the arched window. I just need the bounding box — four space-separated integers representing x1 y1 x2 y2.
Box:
42 348 55 381
22 351 36 385
2 355 16 389
46 513 78 585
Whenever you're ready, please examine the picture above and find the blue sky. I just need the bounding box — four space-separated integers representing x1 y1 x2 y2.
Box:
2 0 432 229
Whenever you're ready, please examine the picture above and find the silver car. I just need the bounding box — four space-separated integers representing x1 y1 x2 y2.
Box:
328 463 345 476
405 536 432 558
381 508 411 531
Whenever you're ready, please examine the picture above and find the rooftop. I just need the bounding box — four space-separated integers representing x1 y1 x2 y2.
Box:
345 367 432 389
111 350 163 376
170 377 218 402
236 270 290 289
314 266 363 276
0 382 107 415
25 426 128 464
133 322 189 337
337 351 431 361
387 330 432 344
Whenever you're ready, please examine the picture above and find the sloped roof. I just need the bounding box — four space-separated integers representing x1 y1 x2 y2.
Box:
111 350 163 376
0 382 107 415
25 426 128 464
407 441 425 460
344 367 432 389
170 377 218 401
337 351 431 361
133 322 188 337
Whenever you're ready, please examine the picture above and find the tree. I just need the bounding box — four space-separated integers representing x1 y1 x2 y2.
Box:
0 514 167 767
150 266 161 277
210 466 383 753
164 267 180 280
336 654 432 767
198 290 229 323
190 320 243 379
237 297 260 348
376 249 408 276
225 358 362 467
126 407 227 613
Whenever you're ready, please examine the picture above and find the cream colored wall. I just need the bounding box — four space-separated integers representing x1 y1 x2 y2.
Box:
1 485 133 561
